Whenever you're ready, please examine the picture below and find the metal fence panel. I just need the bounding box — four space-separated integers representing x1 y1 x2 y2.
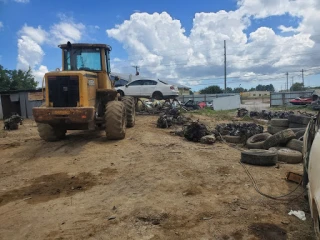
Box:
177 93 239 103
270 91 314 106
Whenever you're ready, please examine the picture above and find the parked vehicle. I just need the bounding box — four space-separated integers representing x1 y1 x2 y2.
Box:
290 97 313 105
116 79 179 100
303 112 320 238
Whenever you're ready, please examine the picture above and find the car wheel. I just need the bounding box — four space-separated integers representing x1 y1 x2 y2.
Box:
117 90 124 97
152 91 163 100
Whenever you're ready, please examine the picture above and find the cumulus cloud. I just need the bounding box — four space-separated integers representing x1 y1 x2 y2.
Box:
106 1 320 88
16 16 86 85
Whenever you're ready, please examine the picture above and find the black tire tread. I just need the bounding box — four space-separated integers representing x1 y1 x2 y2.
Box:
246 133 272 149
122 96 135 128
241 149 278 166
263 129 295 149
37 123 66 142
286 139 303 152
270 119 289 127
105 101 126 140
288 115 311 125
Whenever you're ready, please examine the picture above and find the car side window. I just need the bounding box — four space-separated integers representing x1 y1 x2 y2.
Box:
141 80 157 85
128 80 143 86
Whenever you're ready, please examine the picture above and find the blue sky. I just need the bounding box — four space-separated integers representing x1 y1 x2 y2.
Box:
0 0 319 91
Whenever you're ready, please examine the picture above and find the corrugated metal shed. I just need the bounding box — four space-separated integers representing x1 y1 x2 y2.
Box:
0 89 43 120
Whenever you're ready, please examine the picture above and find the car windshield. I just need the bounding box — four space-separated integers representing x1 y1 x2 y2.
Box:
64 48 102 71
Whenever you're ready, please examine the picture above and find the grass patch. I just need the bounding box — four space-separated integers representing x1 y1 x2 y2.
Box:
270 105 315 111
190 108 236 121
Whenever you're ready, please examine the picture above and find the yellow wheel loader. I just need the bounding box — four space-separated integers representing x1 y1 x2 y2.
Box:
32 42 135 141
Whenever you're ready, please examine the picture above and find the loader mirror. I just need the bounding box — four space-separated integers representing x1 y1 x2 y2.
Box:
125 84 128 88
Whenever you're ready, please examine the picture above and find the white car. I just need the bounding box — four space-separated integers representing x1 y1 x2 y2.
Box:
115 79 179 100
303 113 320 238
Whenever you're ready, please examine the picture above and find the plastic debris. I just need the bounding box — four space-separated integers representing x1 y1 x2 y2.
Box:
288 210 306 221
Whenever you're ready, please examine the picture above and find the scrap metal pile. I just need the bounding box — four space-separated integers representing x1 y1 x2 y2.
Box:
237 108 294 120
215 123 264 139
3 114 23 130
157 108 191 128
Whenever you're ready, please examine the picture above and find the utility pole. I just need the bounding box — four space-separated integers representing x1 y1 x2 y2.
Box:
224 40 227 93
286 72 289 91
301 69 304 86
132 65 140 76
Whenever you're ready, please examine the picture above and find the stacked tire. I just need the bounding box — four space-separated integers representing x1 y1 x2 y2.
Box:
288 115 311 129
267 119 289 134
241 129 303 165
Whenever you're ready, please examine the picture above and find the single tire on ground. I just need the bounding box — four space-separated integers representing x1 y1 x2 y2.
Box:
295 130 305 140
286 139 303 152
270 119 289 127
37 123 66 142
289 123 308 128
246 133 272 149
224 135 242 144
288 115 311 125
241 149 278 166
267 125 287 135
269 147 302 164
105 101 126 140
263 129 295 149
122 96 135 128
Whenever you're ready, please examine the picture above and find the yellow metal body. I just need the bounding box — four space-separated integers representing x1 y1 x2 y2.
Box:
33 43 116 130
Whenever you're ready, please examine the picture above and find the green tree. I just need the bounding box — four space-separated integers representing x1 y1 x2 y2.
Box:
233 87 247 93
0 65 37 91
189 90 194 95
255 84 275 92
226 87 233 93
199 85 223 94
290 82 305 91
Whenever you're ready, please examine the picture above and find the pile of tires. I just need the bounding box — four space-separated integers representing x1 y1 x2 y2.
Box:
267 114 310 135
242 129 303 165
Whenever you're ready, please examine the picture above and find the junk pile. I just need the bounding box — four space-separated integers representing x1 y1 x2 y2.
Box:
242 129 304 166
214 123 264 143
267 114 311 134
237 108 294 120
157 109 191 128
3 114 23 130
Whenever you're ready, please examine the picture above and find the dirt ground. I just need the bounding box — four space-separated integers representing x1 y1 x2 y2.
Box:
0 115 316 240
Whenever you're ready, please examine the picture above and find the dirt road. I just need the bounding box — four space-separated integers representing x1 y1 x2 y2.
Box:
0 116 315 240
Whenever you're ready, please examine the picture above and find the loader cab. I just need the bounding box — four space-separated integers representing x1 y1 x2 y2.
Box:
59 42 112 74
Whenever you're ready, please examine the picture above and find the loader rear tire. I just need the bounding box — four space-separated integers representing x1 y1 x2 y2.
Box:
122 96 135 128
105 101 126 140
37 123 66 142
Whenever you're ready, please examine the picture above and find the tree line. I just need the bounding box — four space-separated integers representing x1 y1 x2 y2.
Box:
0 65 38 91
199 84 275 94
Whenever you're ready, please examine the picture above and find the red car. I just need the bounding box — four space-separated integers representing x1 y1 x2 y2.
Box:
290 97 313 105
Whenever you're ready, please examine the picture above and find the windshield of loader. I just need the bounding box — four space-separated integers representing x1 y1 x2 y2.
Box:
64 48 102 71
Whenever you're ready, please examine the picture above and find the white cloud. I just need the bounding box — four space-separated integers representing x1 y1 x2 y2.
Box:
94 25 100 29
106 1 320 87
0 21 3 30
16 16 86 86
17 35 44 70
14 0 29 3
278 25 299 33
19 25 48 44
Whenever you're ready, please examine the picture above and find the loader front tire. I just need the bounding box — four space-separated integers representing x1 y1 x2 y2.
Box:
105 101 126 140
122 96 135 128
37 123 66 142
